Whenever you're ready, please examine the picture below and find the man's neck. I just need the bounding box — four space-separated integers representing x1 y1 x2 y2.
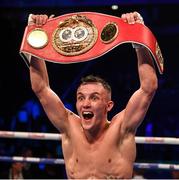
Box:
84 120 110 143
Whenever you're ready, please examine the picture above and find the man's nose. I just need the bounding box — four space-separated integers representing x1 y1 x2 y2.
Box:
83 99 91 108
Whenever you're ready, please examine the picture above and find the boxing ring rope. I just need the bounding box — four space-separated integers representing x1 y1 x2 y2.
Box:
0 131 62 141
0 155 179 170
1 130 179 170
1 130 179 144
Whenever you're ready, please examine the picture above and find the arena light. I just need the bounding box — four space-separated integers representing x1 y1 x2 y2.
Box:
111 4 118 10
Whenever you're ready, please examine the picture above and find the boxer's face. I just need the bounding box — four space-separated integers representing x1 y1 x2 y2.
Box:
76 82 113 131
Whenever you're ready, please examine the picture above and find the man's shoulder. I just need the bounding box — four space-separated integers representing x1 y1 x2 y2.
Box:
111 110 125 123
67 110 81 122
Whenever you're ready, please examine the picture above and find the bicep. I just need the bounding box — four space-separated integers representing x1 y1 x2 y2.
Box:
122 88 155 132
37 87 69 133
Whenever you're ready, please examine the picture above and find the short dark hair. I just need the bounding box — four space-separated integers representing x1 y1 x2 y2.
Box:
78 75 111 94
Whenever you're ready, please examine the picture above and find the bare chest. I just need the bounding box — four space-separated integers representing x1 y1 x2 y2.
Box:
62 132 135 179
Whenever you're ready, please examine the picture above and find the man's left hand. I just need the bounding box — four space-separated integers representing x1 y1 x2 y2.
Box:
121 12 144 25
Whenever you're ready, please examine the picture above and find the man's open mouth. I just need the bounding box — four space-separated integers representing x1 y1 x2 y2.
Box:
82 111 94 120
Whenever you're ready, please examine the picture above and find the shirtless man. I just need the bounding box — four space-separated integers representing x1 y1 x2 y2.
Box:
29 12 158 179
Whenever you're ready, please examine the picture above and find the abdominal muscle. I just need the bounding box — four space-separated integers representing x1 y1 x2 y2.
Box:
64 146 134 179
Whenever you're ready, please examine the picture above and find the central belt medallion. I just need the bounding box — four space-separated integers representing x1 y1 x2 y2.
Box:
52 14 98 56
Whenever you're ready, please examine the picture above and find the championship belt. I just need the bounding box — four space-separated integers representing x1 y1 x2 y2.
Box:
20 12 164 74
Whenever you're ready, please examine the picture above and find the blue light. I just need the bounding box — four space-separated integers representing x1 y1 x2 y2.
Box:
23 100 41 120
56 145 63 156
32 102 41 120
39 163 45 170
18 110 28 123
23 100 34 114
145 122 153 137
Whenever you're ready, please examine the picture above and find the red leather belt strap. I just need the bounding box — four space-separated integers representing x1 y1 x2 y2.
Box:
20 12 164 74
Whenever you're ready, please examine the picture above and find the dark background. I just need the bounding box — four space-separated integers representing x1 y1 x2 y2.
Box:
0 0 179 178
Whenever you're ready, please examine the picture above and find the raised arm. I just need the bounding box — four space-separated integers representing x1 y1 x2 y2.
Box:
29 14 69 134
119 12 158 133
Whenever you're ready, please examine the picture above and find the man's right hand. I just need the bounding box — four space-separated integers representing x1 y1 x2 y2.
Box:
28 14 54 26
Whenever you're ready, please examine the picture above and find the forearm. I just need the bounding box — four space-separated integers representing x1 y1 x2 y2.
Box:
135 47 158 94
30 57 50 93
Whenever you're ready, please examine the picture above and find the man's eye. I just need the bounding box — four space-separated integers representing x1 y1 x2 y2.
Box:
78 96 84 101
92 96 98 100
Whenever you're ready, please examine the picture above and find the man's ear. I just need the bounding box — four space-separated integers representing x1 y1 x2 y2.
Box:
107 101 114 112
